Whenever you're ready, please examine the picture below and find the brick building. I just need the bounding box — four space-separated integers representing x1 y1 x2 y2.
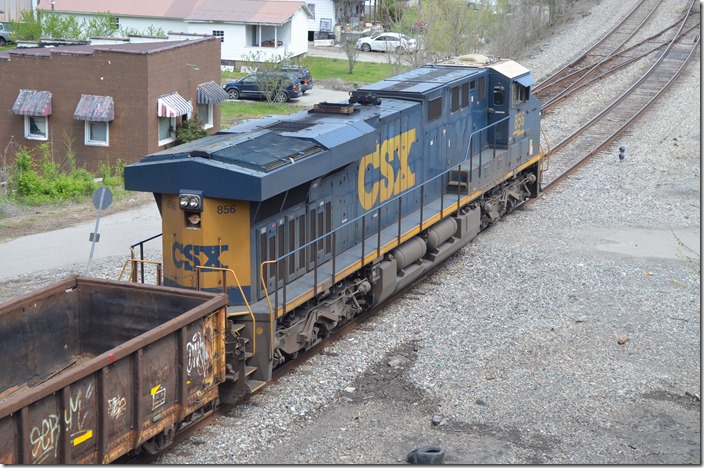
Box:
0 36 229 172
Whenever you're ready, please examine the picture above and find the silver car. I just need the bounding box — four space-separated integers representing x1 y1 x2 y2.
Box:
355 32 417 53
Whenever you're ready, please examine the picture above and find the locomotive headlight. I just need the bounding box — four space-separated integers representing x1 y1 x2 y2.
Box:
178 191 203 212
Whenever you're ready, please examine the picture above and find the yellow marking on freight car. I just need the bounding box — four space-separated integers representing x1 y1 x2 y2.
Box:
73 430 93 446
150 384 161 395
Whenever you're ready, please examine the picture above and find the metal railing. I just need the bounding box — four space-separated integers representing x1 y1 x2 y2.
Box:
259 115 520 318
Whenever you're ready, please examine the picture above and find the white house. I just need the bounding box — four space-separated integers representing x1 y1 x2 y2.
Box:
36 0 313 64
283 0 336 40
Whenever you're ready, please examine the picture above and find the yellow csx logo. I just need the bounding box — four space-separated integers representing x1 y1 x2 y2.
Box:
357 128 416 210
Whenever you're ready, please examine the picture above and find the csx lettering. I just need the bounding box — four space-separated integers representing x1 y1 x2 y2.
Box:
173 243 229 271
357 128 416 210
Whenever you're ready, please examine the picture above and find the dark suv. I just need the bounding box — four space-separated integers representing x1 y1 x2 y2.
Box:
281 66 314 94
223 72 302 102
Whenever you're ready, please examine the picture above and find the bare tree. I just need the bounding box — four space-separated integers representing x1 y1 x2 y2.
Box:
341 38 361 74
239 51 296 104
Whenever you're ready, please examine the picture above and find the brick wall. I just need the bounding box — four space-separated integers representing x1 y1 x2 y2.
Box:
0 37 222 173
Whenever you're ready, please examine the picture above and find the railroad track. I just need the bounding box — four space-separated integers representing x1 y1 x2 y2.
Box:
533 0 663 106
536 0 699 192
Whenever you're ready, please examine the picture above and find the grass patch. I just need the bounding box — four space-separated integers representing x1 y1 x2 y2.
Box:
301 56 397 84
220 100 302 125
220 56 398 87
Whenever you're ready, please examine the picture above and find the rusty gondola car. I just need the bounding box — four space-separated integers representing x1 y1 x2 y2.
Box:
0 276 227 464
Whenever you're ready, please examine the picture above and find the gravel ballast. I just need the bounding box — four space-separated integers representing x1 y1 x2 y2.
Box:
0 0 699 464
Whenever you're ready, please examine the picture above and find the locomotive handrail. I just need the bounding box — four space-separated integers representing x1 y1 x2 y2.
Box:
118 247 163 284
260 114 522 318
259 260 278 357
129 233 163 282
195 265 257 358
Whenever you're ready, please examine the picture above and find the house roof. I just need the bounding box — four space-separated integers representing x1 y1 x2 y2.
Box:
39 0 308 25
0 38 212 60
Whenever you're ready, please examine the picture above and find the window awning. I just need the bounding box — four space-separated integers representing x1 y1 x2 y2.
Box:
157 92 193 118
74 94 114 122
12 90 52 116
197 81 230 104
515 75 534 87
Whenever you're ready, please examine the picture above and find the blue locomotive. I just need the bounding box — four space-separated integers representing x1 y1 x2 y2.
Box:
125 55 543 395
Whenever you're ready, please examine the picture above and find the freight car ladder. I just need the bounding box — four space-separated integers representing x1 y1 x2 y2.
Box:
195 266 267 400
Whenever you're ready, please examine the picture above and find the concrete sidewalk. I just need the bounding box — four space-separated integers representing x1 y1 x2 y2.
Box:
0 202 161 281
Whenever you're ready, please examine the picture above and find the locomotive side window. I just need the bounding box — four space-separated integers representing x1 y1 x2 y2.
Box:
493 83 505 105
513 82 529 104
428 97 442 122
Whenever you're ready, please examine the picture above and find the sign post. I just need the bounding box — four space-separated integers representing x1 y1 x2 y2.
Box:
86 186 113 272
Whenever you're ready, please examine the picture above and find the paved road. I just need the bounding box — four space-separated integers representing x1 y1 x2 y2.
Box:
0 203 161 281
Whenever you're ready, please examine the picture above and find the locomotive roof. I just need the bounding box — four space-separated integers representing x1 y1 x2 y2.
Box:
124 98 418 201
355 66 484 99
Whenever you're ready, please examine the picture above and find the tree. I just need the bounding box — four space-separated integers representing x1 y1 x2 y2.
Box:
239 51 296 105
341 38 361 74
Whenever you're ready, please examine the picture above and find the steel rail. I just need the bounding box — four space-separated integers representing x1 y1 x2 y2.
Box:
536 0 699 195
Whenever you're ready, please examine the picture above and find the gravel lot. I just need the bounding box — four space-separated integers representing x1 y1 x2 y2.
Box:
1 0 699 464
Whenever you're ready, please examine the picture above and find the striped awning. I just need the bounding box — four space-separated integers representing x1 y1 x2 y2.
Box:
12 90 52 117
74 95 114 122
197 81 229 104
157 92 193 118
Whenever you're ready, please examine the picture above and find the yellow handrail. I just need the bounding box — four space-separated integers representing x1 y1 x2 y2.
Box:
540 127 552 172
117 248 163 283
194 265 257 358
259 260 277 359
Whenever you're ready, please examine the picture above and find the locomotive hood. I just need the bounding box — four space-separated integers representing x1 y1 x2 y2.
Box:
124 103 414 202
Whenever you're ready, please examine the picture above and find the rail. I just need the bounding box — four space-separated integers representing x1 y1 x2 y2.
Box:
535 0 699 193
258 113 527 319
195 265 257 358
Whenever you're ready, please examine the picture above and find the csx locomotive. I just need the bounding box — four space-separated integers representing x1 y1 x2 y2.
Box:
125 54 543 398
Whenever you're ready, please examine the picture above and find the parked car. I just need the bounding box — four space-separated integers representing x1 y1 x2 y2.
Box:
355 32 417 53
0 22 13 46
281 65 314 94
223 72 302 102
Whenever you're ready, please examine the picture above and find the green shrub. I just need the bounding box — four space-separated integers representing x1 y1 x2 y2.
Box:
8 145 97 202
175 117 207 145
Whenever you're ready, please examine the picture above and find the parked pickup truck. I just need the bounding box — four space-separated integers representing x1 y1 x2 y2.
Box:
0 22 13 46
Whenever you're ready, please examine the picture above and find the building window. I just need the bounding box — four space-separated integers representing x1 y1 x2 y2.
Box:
213 30 224 42
307 3 315 17
158 116 176 145
111 16 120 30
85 121 109 146
25 116 48 140
198 103 213 129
